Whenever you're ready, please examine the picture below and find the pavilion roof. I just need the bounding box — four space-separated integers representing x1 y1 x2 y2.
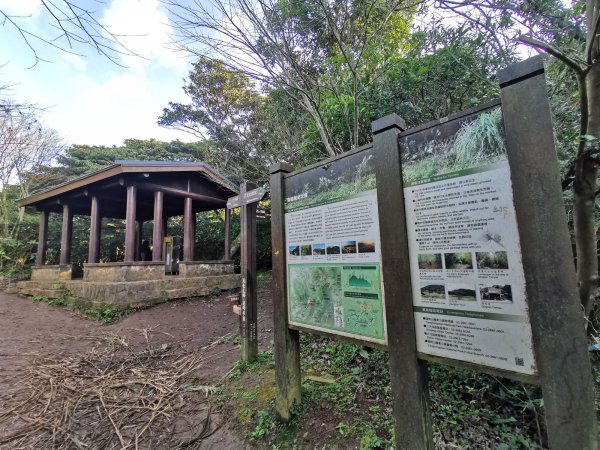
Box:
18 160 239 220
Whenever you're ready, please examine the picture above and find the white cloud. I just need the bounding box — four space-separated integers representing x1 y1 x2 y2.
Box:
40 70 193 145
60 52 87 71
0 0 195 147
101 0 188 72
0 0 42 16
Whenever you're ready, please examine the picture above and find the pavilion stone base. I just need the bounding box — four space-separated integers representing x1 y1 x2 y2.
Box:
69 274 241 308
83 262 166 282
31 265 72 282
18 261 241 308
179 261 235 277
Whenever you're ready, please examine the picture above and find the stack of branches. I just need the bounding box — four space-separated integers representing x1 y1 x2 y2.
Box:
0 331 237 449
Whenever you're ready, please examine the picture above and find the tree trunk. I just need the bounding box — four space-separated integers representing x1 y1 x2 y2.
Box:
574 155 598 317
577 60 600 317
299 94 338 157
353 76 359 149
0 188 9 237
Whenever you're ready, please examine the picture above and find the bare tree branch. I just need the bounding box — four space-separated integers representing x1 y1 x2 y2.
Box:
518 35 585 74
0 1 142 67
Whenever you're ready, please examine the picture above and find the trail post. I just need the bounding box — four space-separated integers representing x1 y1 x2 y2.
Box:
227 182 268 363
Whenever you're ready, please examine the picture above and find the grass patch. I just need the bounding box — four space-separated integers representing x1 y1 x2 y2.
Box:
230 350 274 379
29 288 240 324
219 351 281 443
31 293 134 323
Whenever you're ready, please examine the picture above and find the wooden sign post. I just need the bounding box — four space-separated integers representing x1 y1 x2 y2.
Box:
269 163 301 421
498 57 595 450
227 182 268 363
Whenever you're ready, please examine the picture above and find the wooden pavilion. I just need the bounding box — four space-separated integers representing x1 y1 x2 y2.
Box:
16 161 241 306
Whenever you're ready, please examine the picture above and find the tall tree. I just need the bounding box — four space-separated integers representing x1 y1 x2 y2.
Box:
0 105 63 269
164 0 413 156
0 105 63 233
159 58 310 182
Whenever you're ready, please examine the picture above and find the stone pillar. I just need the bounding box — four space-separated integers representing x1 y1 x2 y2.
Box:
183 196 194 261
35 210 49 266
59 204 73 266
224 207 231 260
124 185 137 262
152 191 164 261
88 196 101 263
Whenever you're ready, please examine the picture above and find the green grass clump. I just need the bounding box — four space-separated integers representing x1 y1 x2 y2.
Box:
450 108 506 169
31 293 131 323
230 350 274 379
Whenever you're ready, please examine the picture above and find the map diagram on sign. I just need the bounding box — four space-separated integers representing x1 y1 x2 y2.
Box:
288 266 342 328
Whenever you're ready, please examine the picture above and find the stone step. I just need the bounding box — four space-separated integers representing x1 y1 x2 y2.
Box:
17 280 69 290
19 288 67 299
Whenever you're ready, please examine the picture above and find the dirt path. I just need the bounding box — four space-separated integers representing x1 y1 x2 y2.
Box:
0 284 274 449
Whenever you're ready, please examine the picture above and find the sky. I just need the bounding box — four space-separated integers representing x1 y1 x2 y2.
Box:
0 0 197 147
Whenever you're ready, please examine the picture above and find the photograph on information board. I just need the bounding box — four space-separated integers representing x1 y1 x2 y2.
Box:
284 148 386 344
400 106 536 375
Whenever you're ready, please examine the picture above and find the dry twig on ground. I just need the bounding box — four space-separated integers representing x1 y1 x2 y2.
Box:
0 330 238 449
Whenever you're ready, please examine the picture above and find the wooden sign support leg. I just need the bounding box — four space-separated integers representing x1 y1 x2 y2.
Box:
240 181 258 362
372 115 434 449
499 56 597 450
269 163 301 421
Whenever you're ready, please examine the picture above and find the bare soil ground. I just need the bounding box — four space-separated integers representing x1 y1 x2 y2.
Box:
0 284 275 449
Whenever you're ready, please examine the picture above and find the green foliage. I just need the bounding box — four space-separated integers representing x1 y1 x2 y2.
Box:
251 410 275 439
284 334 542 448
57 140 211 177
364 25 506 129
159 59 311 184
428 364 543 448
231 351 275 379
81 304 128 323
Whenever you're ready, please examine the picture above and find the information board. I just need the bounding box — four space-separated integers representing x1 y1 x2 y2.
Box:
400 105 536 375
284 148 386 344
